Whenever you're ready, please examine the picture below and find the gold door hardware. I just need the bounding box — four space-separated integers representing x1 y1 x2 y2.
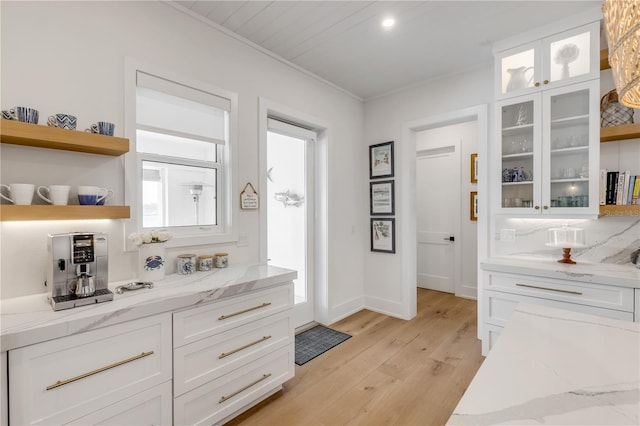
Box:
219 373 272 403
534 205 540 210
219 336 272 359
46 351 154 390
535 82 541 87
218 302 272 320
543 205 549 209
543 79 549 84
516 283 582 295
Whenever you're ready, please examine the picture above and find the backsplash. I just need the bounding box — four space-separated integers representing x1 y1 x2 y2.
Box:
493 216 640 266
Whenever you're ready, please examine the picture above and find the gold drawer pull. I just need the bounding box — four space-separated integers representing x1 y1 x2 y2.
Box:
516 283 582 295
218 302 271 320
46 351 154 391
219 335 272 359
219 373 272 404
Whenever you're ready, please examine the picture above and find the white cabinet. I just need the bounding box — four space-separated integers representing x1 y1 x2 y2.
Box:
173 283 294 426
495 22 599 99
482 270 635 354
495 79 599 215
8 312 172 425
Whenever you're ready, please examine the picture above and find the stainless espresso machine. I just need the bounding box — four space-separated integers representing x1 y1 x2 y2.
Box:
47 232 113 311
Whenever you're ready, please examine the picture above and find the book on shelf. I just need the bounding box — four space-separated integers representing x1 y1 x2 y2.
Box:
601 170 639 205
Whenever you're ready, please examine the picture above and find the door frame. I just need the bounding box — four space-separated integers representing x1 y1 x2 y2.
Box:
258 98 330 326
401 104 488 337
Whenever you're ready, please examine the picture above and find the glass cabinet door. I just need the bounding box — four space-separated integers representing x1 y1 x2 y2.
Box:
496 41 541 98
498 95 540 211
544 22 599 88
542 80 599 214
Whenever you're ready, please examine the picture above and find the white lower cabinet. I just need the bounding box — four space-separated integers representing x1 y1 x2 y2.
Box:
8 312 172 425
482 271 635 355
173 284 295 426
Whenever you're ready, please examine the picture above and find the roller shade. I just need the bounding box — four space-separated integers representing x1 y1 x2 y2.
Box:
136 71 229 144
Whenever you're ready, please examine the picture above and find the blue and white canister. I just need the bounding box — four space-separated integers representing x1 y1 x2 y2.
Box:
214 252 228 268
138 242 166 282
177 254 196 275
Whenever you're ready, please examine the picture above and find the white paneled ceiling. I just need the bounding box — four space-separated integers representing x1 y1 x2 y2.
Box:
173 1 602 100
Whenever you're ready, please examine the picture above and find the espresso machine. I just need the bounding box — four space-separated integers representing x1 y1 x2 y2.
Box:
47 232 113 311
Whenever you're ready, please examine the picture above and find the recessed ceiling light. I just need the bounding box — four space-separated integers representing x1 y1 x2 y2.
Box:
382 18 395 29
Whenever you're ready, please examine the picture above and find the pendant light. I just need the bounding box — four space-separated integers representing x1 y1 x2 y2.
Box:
602 0 640 108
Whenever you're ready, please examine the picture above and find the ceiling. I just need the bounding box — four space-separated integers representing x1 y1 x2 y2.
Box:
172 1 602 100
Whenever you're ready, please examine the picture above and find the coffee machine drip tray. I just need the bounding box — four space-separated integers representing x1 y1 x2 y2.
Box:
50 289 114 311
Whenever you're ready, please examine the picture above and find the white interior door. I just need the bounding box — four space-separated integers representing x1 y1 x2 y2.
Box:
267 119 315 328
416 140 460 294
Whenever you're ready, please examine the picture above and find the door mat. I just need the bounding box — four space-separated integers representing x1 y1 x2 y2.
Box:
295 325 351 366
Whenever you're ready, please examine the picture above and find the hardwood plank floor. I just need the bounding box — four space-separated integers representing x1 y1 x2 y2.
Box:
225 289 484 426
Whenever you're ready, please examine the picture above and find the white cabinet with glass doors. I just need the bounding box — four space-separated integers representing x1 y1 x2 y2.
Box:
495 21 599 100
496 79 599 215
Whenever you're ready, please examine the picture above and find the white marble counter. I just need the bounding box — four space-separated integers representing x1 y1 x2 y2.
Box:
448 303 640 425
0 263 296 352
482 257 640 289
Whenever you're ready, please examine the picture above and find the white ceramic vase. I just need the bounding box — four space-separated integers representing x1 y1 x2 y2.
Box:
138 242 166 282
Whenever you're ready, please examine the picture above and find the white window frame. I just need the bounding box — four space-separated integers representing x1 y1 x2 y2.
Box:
123 58 238 250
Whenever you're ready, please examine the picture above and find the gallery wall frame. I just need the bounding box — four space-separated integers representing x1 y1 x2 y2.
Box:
371 217 396 253
470 191 478 221
369 141 394 179
470 153 478 183
370 180 394 215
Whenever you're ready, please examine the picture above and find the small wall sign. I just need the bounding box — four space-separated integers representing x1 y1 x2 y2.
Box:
240 182 259 209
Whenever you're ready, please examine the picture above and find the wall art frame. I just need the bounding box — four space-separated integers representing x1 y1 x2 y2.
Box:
370 180 395 215
369 141 394 179
371 217 396 253
470 153 478 183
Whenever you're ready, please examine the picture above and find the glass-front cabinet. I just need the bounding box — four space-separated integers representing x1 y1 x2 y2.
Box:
495 22 599 99
496 79 599 215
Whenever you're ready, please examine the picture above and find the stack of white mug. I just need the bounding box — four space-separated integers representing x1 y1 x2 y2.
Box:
0 184 113 206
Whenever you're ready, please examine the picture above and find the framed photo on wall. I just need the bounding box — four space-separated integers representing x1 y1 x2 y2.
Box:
470 191 478 221
369 141 394 179
470 153 478 183
371 218 396 253
370 180 394 215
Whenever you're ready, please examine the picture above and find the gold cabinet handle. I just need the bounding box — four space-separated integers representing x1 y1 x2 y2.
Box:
219 373 272 403
543 205 549 210
46 351 154 391
218 302 271 320
219 336 272 359
534 205 540 210
516 283 582 295
543 79 549 84
534 82 540 87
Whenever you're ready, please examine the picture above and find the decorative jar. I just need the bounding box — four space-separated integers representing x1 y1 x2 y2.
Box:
214 252 228 268
177 254 197 275
138 242 166 282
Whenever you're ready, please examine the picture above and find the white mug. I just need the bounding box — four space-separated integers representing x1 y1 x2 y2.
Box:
0 183 35 205
78 186 109 205
38 185 71 205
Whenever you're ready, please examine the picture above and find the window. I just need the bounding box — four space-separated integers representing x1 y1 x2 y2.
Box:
126 65 237 246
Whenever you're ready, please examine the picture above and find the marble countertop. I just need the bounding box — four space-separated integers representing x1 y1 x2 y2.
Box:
447 303 640 425
0 263 296 352
482 257 640 288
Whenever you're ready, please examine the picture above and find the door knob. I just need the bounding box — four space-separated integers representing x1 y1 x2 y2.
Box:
443 236 455 242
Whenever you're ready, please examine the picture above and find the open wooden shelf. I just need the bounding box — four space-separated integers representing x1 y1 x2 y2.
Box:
0 119 128 156
0 205 130 221
600 48 610 71
599 204 640 217
601 123 640 142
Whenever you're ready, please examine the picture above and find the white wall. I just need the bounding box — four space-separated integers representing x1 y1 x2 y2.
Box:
363 64 493 317
0 0 365 320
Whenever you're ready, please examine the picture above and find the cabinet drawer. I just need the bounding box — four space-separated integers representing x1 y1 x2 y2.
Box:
67 381 172 425
173 284 293 348
174 345 294 426
485 272 634 312
174 310 293 397
9 313 172 425
484 290 634 329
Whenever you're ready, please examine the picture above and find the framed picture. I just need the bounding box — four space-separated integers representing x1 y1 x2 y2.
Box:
470 153 478 183
369 141 394 179
371 218 396 253
470 191 478 221
370 180 394 215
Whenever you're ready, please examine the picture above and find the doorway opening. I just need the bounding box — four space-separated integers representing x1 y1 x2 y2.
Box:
267 118 316 327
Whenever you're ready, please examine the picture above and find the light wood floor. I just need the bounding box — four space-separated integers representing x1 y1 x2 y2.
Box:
225 288 485 426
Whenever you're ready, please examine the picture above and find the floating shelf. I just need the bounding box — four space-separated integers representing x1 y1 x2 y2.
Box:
0 205 130 221
599 204 640 216
600 49 610 71
0 119 129 156
601 123 640 143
